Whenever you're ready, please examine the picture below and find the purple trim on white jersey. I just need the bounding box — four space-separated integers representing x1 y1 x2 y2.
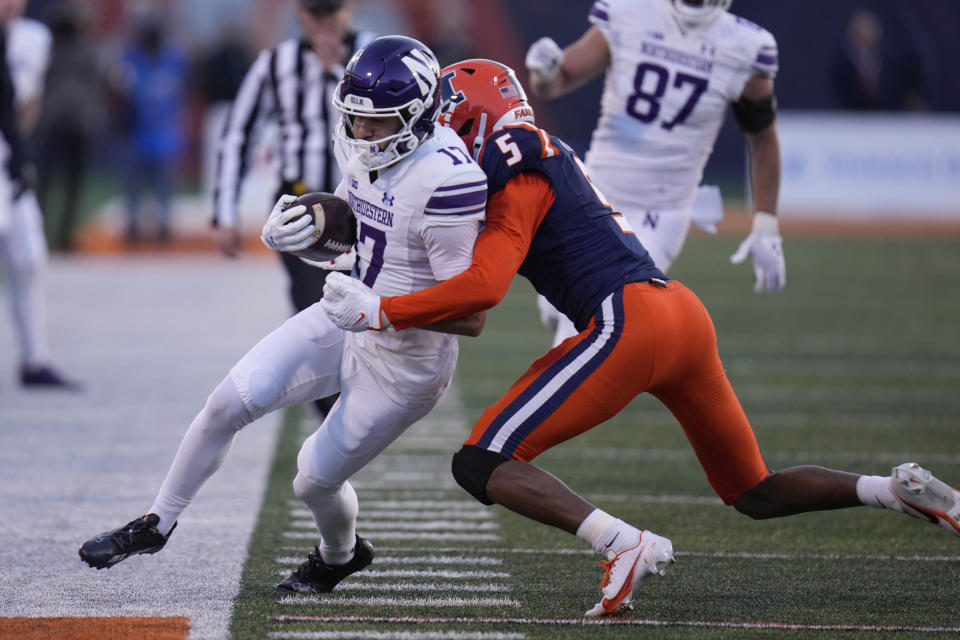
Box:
435 179 487 192
424 181 488 217
589 0 610 23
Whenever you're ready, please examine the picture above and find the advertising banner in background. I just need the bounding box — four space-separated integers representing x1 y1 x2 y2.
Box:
778 112 960 221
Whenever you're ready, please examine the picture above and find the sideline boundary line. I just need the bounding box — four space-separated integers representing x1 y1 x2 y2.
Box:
274 615 960 634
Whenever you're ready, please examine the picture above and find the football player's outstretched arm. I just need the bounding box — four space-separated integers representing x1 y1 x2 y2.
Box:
383 173 553 329
730 75 786 294
324 174 552 333
526 27 610 100
741 76 781 216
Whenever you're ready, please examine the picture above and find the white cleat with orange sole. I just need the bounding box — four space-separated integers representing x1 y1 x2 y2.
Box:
584 530 674 617
891 463 960 536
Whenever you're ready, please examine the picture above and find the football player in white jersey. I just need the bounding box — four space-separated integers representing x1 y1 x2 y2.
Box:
0 0 78 388
79 36 488 593
526 0 785 345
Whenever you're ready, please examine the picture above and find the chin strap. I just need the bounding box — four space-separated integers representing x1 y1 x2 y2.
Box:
471 112 488 161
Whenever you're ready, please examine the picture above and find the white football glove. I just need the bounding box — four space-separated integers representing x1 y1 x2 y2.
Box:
525 37 564 84
730 211 786 294
260 194 316 252
321 271 390 332
690 184 724 235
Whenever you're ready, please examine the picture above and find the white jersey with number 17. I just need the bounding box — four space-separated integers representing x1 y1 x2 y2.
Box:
584 0 778 211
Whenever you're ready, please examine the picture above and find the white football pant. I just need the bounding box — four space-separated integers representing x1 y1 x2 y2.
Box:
150 303 452 560
0 188 52 367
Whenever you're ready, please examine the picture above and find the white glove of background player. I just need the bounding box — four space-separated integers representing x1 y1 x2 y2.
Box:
260 194 315 252
525 37 564 84
730 211 786 294
321 272 390 332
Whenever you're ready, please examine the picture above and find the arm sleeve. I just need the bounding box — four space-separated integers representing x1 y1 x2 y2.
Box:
212 50 272 228
383 172 555 330
422 220 481 281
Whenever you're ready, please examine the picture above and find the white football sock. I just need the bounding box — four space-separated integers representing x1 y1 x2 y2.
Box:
856 475 903 512
576 509 642 560
293 473 359 565
149 378 253 535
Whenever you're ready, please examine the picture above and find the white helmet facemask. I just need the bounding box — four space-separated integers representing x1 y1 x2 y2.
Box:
668 0 733 28
333 94 428 172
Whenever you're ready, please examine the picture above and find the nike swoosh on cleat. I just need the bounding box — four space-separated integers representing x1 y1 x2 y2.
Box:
603 532 620 550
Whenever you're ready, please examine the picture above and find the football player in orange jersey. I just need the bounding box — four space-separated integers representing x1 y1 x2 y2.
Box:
322 59 960 617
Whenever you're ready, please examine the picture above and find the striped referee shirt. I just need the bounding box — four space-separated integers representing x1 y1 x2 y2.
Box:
213 31 375 228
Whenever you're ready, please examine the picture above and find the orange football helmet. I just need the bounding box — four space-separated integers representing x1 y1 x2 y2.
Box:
439 59 535 160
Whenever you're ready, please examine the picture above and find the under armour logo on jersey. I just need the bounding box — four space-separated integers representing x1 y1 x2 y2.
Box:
401 49 439 99
381 192 395 206
350 178 359 189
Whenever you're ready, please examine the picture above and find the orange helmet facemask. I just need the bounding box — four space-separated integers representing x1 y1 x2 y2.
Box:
439 59 536 161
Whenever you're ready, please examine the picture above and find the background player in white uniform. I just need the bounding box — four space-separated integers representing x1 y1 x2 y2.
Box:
526 0 785 345
0 0 77 387
79 36 488 593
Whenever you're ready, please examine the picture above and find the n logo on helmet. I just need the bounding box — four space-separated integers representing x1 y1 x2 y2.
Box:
401 49 438 99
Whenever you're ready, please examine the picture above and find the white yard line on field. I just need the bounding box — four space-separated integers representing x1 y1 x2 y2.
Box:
368 546 960 563
277 596 520 608
274 615 960 634
268 630 524 639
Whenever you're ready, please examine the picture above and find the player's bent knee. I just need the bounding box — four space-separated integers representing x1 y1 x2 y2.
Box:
451 445 510 505
293 471 340 501
732 475 779 520
204 378 254 431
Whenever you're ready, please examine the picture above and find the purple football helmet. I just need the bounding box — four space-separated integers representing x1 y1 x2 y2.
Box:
333 35 441 171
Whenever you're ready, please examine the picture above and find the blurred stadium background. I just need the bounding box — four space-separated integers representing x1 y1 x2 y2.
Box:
16 0 960 248
1 1 958 639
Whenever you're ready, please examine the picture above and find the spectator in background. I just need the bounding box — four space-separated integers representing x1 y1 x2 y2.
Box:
831 9 928 111
120 11 187 244
0 8 78 389
35 2 107 251
212 0 374 419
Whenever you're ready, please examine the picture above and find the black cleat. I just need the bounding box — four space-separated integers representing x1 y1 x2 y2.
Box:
21 365 81 390
79 513 176 569
277 535 374 593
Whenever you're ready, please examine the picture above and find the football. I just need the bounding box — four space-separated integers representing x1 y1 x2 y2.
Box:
290 192 358 262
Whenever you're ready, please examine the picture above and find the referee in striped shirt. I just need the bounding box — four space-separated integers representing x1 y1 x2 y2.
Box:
212 0 373 415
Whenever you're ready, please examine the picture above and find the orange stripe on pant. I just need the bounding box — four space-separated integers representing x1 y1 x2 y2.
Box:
465 281 770 504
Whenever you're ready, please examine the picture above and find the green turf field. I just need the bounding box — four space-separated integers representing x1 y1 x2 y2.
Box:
231 234 960 639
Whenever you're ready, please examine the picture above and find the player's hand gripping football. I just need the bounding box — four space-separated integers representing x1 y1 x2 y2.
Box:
321 272 390 332
730 211 786 294
261 194 316 252
525 37 564 84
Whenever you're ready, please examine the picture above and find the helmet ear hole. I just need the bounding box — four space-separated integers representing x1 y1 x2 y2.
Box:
457 119 475 137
